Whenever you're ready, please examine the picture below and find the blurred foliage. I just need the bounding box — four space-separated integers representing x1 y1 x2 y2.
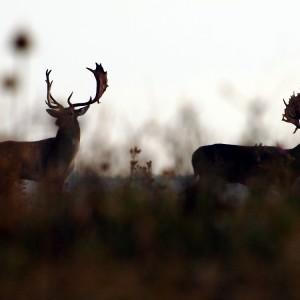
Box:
0 158 300 299
2 74 19 93
10 30 34 55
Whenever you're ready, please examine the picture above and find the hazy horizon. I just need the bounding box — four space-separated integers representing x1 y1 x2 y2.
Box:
2 0 300 173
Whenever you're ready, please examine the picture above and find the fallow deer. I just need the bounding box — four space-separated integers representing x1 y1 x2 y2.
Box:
0 63 108 190
192 92 300 186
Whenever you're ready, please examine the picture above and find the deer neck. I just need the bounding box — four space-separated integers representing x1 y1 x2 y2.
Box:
289 144 300 159
55 122 81 156
56 124 80 139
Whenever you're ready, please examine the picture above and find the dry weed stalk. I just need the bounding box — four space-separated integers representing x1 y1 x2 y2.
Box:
129 146 154 185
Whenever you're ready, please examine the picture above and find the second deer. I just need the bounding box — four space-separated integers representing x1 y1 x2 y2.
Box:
192 93 300 186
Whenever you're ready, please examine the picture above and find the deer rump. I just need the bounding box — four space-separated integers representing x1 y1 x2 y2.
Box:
192 143 299 184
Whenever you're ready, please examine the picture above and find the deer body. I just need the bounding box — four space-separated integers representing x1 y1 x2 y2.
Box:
191 92 300 186
0 137 78 181
192 143 300 184
0 63 108 188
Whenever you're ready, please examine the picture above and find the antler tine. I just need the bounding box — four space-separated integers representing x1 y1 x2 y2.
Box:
45 69 64 109
69 63 108 108
67 91 74 106
282 93 300 134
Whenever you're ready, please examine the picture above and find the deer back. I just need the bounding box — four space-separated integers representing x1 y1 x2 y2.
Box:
192 143 294 184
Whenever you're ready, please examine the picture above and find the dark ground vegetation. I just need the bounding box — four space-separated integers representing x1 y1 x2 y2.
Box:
1 148 300 300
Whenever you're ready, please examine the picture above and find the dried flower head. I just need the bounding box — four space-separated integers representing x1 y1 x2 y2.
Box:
2 74 19 92
11 30 33 54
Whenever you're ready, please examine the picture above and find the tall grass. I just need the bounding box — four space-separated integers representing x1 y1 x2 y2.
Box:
0 149 299 299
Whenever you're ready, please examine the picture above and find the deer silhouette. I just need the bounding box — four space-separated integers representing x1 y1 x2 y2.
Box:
192 93 300 186
0 63 108 190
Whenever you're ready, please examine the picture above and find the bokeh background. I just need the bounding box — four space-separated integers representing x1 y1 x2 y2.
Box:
2 0 300 174
3 2 300 299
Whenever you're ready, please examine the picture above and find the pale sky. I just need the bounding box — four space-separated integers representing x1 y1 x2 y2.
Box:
1 0 300 174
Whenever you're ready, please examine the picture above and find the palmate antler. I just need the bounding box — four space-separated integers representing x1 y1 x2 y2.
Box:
282 92 300 133
45 63 108 110
68 63 108 108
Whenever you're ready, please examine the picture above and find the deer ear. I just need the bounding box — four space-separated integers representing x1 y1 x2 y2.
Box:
46 109 61 118
75 105 90 116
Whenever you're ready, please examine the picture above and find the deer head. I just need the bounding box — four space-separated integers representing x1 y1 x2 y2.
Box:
282 92 300 133
45 63 108 128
